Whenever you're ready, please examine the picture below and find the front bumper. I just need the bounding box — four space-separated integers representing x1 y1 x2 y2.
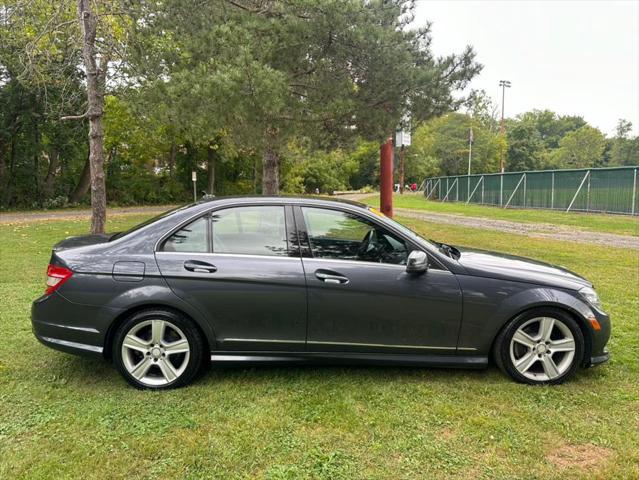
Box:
585 307 611 368
31 292 118 358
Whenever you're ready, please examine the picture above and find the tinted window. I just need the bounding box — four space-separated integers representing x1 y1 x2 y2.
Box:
302 207 408 264
212 206 288 256
162 216 209 252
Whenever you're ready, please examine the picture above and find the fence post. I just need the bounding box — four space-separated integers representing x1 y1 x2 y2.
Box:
586 169 591 212
500 174 504 206
551 172 555 210
567 170 590 212
523 173 527 208
632 168 637 215
446 178 449 202
481 176 485 204
456 178 459 202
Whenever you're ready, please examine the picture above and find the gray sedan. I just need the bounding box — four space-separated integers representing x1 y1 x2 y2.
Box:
32 196 610 389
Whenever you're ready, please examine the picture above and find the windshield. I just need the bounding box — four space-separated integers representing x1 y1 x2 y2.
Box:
109 205 191 241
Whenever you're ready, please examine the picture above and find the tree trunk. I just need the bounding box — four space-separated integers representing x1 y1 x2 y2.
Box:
42 149 60 200
167 144 177 177
69 153 91 204
77 0 108 234
207 144 215 195
262 129 279 195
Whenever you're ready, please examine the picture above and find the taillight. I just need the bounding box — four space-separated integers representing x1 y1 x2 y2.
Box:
45 264 73 295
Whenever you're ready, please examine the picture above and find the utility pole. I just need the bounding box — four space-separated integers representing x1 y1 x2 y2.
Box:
499 80 511 173
380 137 394 217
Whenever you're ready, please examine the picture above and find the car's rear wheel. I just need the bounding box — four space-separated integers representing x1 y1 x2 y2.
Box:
113 309 205 389
494 308 584 385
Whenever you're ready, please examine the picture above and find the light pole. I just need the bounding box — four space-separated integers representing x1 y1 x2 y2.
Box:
499 80 511 173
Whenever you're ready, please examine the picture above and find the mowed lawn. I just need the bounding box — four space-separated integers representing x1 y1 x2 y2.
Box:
1 212 638 479
363 194 639 237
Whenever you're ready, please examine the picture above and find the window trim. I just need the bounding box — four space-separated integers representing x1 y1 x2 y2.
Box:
159 213 211 254
156 203 296 258
295 204 447 270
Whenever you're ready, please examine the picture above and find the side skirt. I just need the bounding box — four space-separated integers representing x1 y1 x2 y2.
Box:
210 352 488 369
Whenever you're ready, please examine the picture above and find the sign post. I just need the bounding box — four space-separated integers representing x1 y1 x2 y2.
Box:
191 171 197 202
395 129 411 194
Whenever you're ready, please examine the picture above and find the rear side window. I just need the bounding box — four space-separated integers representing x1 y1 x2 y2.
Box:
162 216 209 252
212 206 288 256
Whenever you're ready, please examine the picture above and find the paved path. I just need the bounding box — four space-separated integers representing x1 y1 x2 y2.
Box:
2 199 638 250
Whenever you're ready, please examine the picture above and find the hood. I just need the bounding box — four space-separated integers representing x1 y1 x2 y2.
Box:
53 233 113 251
456 247 591 290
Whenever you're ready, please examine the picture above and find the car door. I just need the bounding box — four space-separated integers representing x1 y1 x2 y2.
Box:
297 205 463 355
155 204 307 351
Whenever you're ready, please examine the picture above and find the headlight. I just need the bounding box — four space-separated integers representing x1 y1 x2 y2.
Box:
579 286 602 309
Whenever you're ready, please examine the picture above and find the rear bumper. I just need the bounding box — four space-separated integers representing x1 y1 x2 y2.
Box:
31 292 119 358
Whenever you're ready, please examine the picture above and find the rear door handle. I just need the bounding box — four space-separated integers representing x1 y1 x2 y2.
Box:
315 270 349 284
184 260 217 273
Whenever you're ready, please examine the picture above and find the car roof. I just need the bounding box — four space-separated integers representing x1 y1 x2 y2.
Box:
191 195 370 211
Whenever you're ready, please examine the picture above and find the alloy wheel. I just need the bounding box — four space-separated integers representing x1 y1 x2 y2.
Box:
121 319 191 387
509 316 576 382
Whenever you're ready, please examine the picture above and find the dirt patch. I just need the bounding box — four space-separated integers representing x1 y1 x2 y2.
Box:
396 208 639 250
547 443 614 472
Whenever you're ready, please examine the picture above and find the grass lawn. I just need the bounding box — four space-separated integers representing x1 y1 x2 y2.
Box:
362 194 639 237
1 214 638 478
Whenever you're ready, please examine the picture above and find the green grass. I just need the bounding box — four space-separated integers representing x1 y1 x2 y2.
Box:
362 194 639 237
1 214 638 478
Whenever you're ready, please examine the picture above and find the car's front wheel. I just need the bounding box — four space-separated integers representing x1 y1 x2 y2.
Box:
494 308 585 385
113 309 205 389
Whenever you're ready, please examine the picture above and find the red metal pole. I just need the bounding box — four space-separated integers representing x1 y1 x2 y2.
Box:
380 136 394 217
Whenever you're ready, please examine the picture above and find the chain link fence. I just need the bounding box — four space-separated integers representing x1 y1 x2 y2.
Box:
421 166 639 215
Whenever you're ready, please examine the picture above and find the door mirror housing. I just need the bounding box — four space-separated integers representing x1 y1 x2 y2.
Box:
406 250 428 274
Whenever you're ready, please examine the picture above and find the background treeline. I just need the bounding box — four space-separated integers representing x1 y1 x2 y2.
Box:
1 1 637 210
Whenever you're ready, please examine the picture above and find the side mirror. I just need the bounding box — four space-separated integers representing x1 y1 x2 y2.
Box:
406 250 428 274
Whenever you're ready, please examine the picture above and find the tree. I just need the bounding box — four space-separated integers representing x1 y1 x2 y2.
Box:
608 120 639 166
506 122 545 171
551 125 606 168
410 113 500 176
130 0 480 195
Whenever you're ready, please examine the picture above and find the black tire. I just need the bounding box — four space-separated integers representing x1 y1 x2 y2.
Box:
113 308 205 390
493 308 585 385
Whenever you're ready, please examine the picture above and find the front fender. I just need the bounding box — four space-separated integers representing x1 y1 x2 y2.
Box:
457 275 596 354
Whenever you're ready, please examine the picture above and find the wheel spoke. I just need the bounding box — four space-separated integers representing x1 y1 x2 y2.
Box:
151 320 166 344
515 351 538 373
541 355 560 379
539 317 555 342
130 356 153 380
164 338 189 355
549 337 575 352
122 334 150 353
512 330 536 348
158 358 178 382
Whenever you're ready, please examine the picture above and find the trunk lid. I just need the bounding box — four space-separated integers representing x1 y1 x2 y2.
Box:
53 233 113 251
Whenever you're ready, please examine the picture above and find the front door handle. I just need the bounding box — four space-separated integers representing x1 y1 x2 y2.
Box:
184 260 217 273
315 270 349 284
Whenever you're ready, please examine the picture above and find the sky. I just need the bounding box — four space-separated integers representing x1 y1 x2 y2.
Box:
414 0 639 136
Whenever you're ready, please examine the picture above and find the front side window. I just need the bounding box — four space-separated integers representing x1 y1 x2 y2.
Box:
162 216 209 252
301 207 408 265
212 206 288 256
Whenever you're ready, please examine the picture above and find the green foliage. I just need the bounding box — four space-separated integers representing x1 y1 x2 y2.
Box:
410 113 501 176
550 125 607 169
